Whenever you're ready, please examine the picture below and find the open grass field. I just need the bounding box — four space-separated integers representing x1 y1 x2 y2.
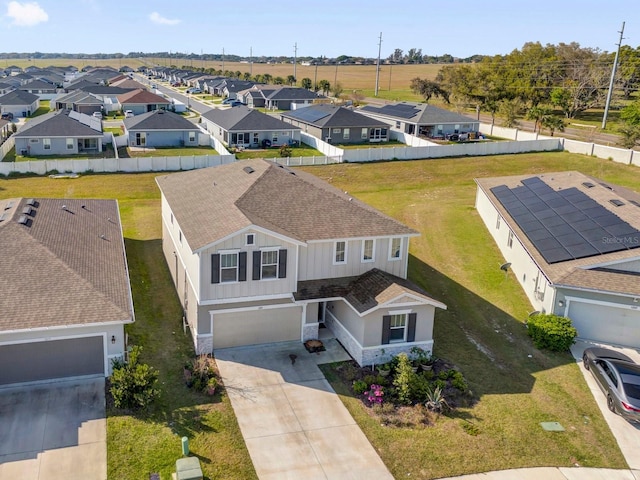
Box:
0 151 637 479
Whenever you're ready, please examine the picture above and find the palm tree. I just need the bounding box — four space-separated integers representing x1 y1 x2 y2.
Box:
286 75 296 86
541 115 565 136
301 78 312 89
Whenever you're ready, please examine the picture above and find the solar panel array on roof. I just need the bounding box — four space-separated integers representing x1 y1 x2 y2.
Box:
491 176 640 264
288 107 331 123
380 103 420 119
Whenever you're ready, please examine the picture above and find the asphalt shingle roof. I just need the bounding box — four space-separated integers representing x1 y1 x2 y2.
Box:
0 198 134 331
281 105 388 128
14 109 102 137
202 106 301 132
0 90 39 106
118 89 170 105
156 159 417 251
124 109 200 131
360 102 476 125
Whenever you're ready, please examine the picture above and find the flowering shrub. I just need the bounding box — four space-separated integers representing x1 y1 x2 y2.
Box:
365 384 384 405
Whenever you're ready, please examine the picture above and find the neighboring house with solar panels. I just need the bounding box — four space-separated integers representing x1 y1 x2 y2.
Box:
201 105 301 148
156 159 446 366
0 197 134 386
359 101 479 138
13 109 103 156
476 171 640 347
280 104 390 144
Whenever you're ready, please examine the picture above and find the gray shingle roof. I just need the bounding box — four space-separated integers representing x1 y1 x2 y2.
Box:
124 109 200 131
281 105 388 128
202 106 301 132
14 109 102 137
360 102 476 125
156 159 418 251
0 90 39 106
0 198 134 331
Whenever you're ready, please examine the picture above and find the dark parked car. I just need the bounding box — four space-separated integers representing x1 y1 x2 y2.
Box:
583 347 640 423
1 112 14 121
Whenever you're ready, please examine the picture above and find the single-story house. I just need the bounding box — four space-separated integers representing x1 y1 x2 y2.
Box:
123 109 201 148
236 85 326 110
156 159 446 366
54 90 104 115
476 171 640 348
14 109 103 156
359 102 479 138
18 79 58 99
0 197 134 386
117 89 171 115
201 105 301 148
0 90 40 118
280 104 390 144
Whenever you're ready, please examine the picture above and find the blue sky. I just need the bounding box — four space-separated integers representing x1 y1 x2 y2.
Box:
0 0 636 58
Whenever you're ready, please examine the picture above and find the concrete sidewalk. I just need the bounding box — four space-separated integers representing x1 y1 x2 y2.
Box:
215 340 393 480
439 467 640 479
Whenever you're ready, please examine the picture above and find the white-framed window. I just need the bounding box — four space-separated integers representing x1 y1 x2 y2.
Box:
343 128 350 139
395 121 401 128
361 128 368 139
389 237 402 260
66 138 74 150
246 233 255 246
272 136 278 143
334 241 347 264
332 128 341 134
389 313 407 342
43 138 51 150
29 138 39 143
362 239 375 262
220 252 239 283
261 249 279 279
507 230 514 248
496 215 501 230
188 131 196 142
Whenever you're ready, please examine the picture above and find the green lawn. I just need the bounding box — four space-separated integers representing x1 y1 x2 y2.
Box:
338 140 405 149
0 173 256 480
124 146 219 158
300 152 637 479
1 152 637 479
234 143 322 159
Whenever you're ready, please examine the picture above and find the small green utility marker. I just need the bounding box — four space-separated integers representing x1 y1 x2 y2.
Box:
540 422 565 432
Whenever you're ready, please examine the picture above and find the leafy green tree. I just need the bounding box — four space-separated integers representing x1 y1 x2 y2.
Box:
286 75 296 86
614 45 640 100
331 82 343 99
317 79 330 95
410 77 449 103
273 76 284 85
300 77 312 89
498 99 522 128
242 72 252 81
621 99 640 125
262 73 273 84
618 124 640 149
392 353 416 405
526 105 553 132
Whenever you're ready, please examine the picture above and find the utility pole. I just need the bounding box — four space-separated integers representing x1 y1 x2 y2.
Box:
314 62 318 90
250 47 253 77
374 32 382 97
293 42 297 82
222 47 225 73
602 21 625 130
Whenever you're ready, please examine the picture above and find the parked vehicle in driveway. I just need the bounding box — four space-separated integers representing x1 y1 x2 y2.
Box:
92 111 103 119
583 347 640 423
1 112 14 120
124 110 134 118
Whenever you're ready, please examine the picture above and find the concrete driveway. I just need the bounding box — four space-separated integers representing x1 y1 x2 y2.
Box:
0 378 106 480
215 340 393 480
571 340 640 470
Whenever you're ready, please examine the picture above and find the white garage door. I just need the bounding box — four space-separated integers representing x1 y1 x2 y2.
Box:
0 337 104 386
212 307 301 349
567 300 640 347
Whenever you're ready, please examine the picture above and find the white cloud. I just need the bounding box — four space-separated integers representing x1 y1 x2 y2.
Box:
149 12 180 26
6 1 48 26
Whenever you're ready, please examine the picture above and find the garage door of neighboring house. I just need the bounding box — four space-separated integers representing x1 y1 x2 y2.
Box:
0 336 104 386
212 307 301 349
567 300 640 347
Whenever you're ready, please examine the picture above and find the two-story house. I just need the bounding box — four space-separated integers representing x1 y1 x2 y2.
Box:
156 159 446 366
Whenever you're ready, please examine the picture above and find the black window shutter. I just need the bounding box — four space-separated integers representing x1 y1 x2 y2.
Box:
278 249 287 278
211 254 220 284
238 252 247 281
381 315 391 345
407 313 417 342
252 251 261 280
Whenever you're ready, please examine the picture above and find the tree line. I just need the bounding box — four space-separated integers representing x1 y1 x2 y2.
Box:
410 42 640 144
